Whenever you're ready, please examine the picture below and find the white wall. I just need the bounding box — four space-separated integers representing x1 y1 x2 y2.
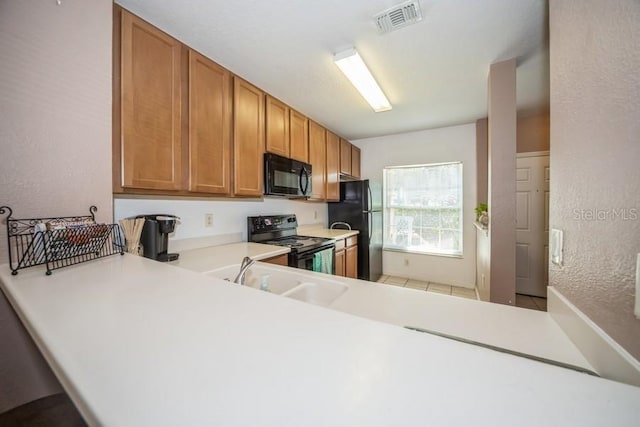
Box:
549 0 640 360
0 0 113 412
353 123 477 288
114 197 327 249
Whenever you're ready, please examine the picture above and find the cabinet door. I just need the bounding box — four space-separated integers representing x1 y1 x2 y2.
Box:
289 109 309 162
188 50 231 194
263 254 288 266
351 145 361 179
308 121 326 200
340 138 352 176
265 95 290 158
346 244 358 279
335 249 346 277
233 77 265 196
121 10 182 190
325 131 340 201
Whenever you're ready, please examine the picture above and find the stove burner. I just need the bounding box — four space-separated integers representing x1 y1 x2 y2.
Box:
248 215 335 261
269 238 304 248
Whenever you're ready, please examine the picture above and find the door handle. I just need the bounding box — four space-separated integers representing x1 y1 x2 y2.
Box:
300 168 310 195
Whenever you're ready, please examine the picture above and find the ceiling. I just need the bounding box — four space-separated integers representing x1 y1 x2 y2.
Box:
116 0 549 140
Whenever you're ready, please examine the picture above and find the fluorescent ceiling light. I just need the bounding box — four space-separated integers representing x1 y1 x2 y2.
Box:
333 48 392 113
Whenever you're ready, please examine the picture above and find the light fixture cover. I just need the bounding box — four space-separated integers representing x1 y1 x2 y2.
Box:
334 48 392 112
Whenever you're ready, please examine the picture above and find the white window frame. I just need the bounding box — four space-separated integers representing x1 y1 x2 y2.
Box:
383 162 464 257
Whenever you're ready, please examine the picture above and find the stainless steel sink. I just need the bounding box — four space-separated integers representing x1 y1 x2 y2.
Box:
206 263 349 307
205 263 308 295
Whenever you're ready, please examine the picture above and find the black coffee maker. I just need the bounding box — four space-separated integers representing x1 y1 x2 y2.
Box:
137 214 180 262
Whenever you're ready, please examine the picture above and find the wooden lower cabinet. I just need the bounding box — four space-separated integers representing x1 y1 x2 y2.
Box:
334 236 357 278
345 244 358 279
263 254 288 266
334 238 346 276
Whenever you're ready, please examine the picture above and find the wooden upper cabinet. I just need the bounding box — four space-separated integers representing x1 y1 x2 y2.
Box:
188 50 231 195
120 10 182 190
340 138 352 176
233 77 265 196
325 131 340 201
308 121 326 200
265 95 290 158
351 145 361 179
289 109 309 162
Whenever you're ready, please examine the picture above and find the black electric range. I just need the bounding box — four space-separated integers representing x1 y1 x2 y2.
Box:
247 215 335 272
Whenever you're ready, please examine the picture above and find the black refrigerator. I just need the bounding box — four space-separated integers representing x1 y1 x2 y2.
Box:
328 179 383 282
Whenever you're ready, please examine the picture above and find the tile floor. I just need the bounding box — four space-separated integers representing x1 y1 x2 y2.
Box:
376 275 478 300
376 275 548 312
515 294 547 311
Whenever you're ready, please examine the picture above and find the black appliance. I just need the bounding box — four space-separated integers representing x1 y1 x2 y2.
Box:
137 214 179 262
248 214 335 273
328 179 383 282
264 153 312 198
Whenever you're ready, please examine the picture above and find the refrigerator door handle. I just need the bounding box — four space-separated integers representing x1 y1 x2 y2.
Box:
368 212 373 241
368 185 373 212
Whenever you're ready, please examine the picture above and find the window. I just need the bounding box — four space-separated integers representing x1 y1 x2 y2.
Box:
383 162 463 256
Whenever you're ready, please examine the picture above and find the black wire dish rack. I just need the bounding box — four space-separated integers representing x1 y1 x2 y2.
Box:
1 206 124 275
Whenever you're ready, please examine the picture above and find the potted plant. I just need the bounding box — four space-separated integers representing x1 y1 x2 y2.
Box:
475 203 489 226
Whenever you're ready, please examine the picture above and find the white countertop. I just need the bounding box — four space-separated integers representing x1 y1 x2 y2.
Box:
173 245 592 371
1 253 640 426
296 225 359 240
326 274 593 371
167 241 290 273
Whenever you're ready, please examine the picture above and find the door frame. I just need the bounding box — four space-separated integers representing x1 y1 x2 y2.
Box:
515 151 550 297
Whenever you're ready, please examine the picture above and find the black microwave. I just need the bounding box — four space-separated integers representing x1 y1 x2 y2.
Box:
264 153 312 198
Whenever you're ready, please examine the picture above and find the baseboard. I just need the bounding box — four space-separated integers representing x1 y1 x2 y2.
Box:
548 286 640 386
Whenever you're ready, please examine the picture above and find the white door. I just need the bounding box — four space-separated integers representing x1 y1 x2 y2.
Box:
516 153 550 297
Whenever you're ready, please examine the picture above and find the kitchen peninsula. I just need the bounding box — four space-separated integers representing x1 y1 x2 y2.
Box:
1 251 639 426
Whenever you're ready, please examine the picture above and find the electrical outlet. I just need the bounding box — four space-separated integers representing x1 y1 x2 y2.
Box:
204 213 213 228
314 210 318 220
404 258 409 266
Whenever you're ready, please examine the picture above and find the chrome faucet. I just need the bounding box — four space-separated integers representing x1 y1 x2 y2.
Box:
233 256 255 285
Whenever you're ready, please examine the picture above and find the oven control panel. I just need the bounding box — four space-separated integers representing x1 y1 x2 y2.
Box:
248 215 298 235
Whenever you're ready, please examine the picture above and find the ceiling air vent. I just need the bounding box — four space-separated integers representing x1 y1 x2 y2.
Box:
374 0 423 34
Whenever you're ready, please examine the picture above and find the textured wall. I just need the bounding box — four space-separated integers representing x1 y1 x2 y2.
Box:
354 123 477 288
0 0 112 412
549 0 640 359
0 0 113 262
487 59 517 305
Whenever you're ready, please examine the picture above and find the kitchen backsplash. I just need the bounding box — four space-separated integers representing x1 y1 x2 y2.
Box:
113 197 328 250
